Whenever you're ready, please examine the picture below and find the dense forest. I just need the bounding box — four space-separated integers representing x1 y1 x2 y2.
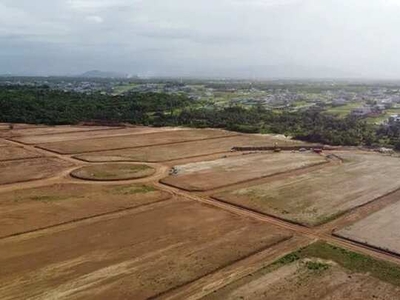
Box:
0 86 399 149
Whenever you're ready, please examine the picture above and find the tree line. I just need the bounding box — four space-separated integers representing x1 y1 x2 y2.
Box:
0 86 398 149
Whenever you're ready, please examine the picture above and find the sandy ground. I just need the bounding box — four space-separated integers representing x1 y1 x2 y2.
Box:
37 129 236 154
74 135 305 163
0 198 292 300
215 153 400 226
2 124 400 299
336 193 400 255
0 146 43 161
161 152 326 191
0 183 171 238
0 124 46 130
0 125 117 138
0 157 75 185
204 258 400 300
9 126 184 144
70 163 155 181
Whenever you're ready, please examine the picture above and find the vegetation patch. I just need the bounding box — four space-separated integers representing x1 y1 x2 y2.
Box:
29 195 73 202
110 185 156 195
305 261 330 271
278 242 400 286
70 163 155 181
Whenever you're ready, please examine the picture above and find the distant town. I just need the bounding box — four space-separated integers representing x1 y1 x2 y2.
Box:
2 75 399 128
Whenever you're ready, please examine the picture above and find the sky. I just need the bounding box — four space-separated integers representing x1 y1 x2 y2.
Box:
1 0 400 78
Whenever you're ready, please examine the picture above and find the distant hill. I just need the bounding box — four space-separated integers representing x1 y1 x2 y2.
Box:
79 70 130 79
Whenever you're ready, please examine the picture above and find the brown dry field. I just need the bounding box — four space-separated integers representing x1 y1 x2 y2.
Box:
37 129 236 154
0 125 117 138
0 139 8 146
0 157 74 185
70 163 155 181
74 134 304 163
0 146 43 161
336 191 400 255
3 125 400 299
204 258 400 300
0 123 46 130
161 152 326 191
9 126 182 144
214 153 400 226
0 198 292 300
0 183 171 238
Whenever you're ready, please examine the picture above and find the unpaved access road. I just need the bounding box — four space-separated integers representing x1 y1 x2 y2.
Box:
9 126 181 144
37 129 236 154
336 190 400 255
74 134 305 163
0 145 43 161
203 258 400 300
214 152 400 226
162 152 326 191
0 157 75 185
0 125 117 139
0 198 292 300
0 183 171 238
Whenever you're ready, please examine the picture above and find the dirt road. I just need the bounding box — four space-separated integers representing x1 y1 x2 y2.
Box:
2 134 400 300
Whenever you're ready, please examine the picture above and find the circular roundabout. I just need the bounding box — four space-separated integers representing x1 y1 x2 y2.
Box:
70 163 156 181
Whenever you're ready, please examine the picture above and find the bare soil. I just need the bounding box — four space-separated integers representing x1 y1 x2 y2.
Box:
0 183 171 238
161 152 326 191
203 258 400 300
37 129 236 154
70 163 155 181
74 134 304 163
215 153 400 226
0 146 43 161
0 125 117 139
336 192 400 255
9 126 182 144
0 123 46 131
0 157 75 185
0 198 292 300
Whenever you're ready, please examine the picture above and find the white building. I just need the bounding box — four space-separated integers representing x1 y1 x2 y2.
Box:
351 106 372 117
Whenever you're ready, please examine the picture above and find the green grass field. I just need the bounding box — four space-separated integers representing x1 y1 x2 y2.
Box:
279 242 400 287
112 83 138 95
326 102 364 117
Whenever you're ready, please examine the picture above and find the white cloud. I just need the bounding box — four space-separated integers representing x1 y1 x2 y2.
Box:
85 15 103 23
67 0 139 11
230 0 302 8
2 0 400 78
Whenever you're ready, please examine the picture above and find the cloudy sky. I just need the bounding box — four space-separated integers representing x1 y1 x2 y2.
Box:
1 0 400 78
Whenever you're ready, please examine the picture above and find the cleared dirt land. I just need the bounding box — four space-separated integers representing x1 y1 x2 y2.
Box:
9 126 181 144
0 146 43 161
0 123 46 130
37 129 236 154
204 242 400 300
336 190 400 255
0 198 292 300
161 152 326 191
70 163 155 181
0 157 74 185
74 135 305 163
0 183 171 238
214 153 400 226
0 125 117 139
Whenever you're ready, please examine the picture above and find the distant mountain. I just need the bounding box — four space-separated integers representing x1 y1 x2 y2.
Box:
221 64 358 80
79 70 130 79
